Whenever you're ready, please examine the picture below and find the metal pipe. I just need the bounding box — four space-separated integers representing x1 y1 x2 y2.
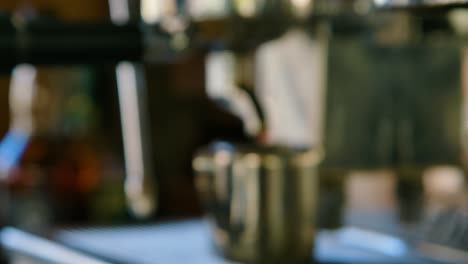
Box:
110 0 157 219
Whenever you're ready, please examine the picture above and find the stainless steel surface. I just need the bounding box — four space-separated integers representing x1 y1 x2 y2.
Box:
193 142 322 263
54 219 447 264
110 0 157 219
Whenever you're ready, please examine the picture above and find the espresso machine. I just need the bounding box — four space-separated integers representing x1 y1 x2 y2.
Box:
0 0 467 263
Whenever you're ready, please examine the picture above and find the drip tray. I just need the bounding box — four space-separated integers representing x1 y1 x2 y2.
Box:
54 219 433 264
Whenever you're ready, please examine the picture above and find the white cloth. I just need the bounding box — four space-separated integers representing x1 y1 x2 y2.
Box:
256 29 327 148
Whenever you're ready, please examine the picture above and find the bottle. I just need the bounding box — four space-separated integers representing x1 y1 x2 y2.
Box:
0 64 51 234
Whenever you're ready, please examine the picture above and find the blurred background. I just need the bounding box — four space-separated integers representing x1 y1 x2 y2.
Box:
0 0 249 227
0 0 467 263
